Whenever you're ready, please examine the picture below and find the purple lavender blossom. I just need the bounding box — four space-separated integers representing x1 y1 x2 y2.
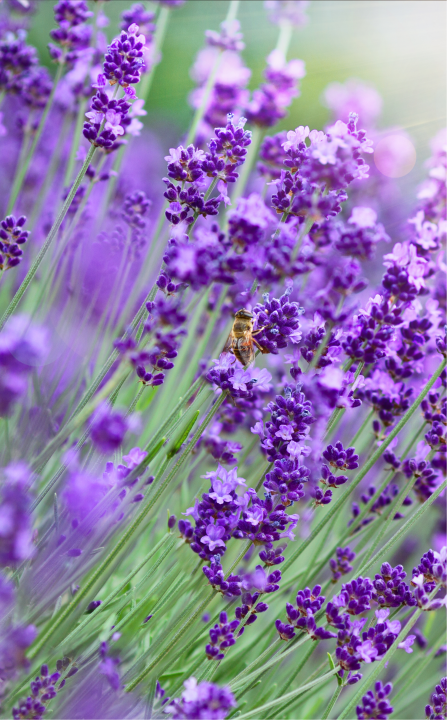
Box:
0 462 33 566
356 681 393 720
264 0 310 27
165 677 236 719
48 0 92 67
90 403 130 455
425 678 447 720
245 49 305 127
0 214 29 270
12 664 61 720
330 547 356 582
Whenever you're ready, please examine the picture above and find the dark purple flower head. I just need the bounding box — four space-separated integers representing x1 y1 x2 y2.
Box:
12 662 61 720
15 64 52 109
425 678 447 720
202 115 252 185
252 289 303 355
53 0 92 27
413 548 447 590
335 576 374 615
372 562 417 608
323 441 359 470
206 611 240 660
165 225 245 289
260 385 314 462
330 546 356 582
280 586 335 641
0 28 38 95
202 560 242 598
166 677 236 719
275 619 296 641
165 144 206 184
0 214 29 271
320 464 349 489
103 24 146 88
49 0 92 66
264 457 309 505
356 681 393 720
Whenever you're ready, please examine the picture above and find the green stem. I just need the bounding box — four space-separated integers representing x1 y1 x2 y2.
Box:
30 360 129 472
28 112 72 230
321 683 343 720
56 533 174 652
138 5 170 102
186 0 240 145
28 391 227 658
347 408 374 447
6 61 65 214
186 51 222 146
266 642 318 718
276 18 293 54
63 98 87 187
324 362 364 438
236 667 340 720
125 589 215 692
357 476 447 578
0 144 96 331
282 358 446 576
230 125 263 205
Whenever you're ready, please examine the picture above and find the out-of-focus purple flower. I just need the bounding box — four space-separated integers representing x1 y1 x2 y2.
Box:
330 547 356 582
120 4 155 41
264 1 310 28
48 0 92 67
245 49 305 128
228 193 274 250
0 462 33 567
205 19 244 52
165 677 236 719
90 403 130 455
322 78 383 127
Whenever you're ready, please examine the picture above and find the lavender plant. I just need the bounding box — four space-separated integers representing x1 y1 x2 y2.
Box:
0 1 445 719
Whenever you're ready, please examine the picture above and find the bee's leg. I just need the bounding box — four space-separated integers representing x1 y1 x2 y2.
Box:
252 324 273 336
253 338 269 354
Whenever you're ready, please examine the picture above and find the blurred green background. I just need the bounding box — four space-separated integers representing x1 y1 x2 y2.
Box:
29 0 446 172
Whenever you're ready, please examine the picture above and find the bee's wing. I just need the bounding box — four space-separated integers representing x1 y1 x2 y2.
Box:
235 336 255 367
222 331 235 354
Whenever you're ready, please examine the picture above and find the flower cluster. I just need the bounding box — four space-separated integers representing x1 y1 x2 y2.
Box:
276 585 336 641
0 214 29 271
166 677 236 719
12 664 61 720
246 49 306 127
425 677 447 720
83 24 146 149
48 0 92 66
356 681 393 720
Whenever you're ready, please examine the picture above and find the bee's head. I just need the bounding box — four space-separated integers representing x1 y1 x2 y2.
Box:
235 308 253 319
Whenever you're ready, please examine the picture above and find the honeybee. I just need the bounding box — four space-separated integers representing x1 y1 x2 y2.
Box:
223 308 270 367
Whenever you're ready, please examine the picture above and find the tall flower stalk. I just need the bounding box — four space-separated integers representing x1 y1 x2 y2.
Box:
0 2 445 720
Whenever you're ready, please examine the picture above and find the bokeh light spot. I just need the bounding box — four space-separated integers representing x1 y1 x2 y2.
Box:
374 134 416 178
